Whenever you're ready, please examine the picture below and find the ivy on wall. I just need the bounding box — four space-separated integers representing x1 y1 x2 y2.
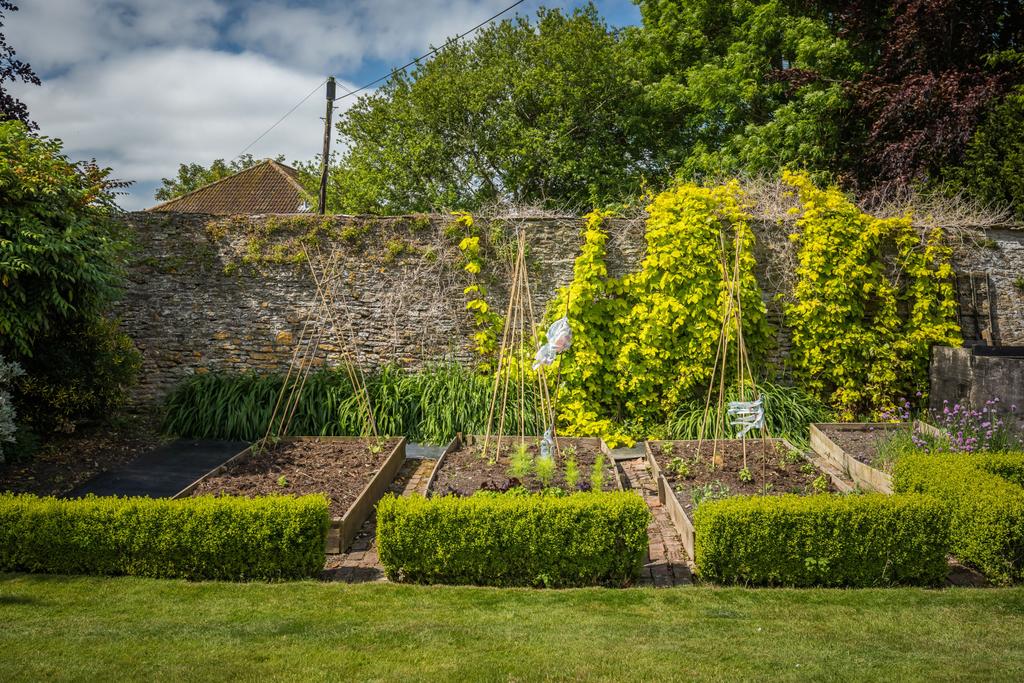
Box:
452 211 504 371
547 182 772 444
782 171 961 419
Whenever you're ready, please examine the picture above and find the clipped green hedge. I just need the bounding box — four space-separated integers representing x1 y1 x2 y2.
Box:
0 493 330 581
376 492 650 587
895 451 1024 584
693 493 949 587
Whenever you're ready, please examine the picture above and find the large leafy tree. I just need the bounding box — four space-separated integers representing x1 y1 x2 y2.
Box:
154 154 285 201
328 5 663 213
0 1 39 129
629 0 863 182
843 0 1024 194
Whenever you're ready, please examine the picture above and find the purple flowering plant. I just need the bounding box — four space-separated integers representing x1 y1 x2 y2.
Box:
926 398 1022 453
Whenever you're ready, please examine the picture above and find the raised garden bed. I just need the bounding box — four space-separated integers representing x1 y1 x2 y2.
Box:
810 421 942 493
427 434 621 496
645 438 847 561
177 436 406 553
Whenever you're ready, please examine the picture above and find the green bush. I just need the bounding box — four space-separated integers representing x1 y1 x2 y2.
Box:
15 316 141 433
894 451 1024 584
0 493 329 581
376 491 650 587
693 493 949 587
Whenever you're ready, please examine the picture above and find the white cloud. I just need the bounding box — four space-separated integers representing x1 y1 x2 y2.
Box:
12 48 352 210
228 0 532 72
6 0 226 72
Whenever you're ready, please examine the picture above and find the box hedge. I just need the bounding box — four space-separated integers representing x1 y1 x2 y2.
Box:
693 493 949 587
894 451 1024 584
376 491 650 587
0 493 329 580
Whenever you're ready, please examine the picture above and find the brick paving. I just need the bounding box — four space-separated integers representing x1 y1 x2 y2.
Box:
619 458 694 587
322 455 694 587
321 458 433 582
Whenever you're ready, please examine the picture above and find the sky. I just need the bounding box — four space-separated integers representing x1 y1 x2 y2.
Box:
6 0 641 210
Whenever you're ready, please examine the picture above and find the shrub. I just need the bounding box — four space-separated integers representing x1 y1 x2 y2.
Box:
0 120 129 359
0 356 23 461
14 316 141 433
0 493 329 581
693 493 949 587
376 491 650 587
894 451 1024 584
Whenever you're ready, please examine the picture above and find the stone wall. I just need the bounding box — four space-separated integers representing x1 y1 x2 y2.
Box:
117 211 1024 405
929 346 1024 427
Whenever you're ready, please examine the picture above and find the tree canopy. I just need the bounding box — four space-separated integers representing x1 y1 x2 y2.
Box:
165 1 1024 214
327 6 667 213
0 1 40 129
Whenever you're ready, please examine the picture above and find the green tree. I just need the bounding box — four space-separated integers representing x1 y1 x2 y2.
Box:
327 5 664 213
0 120 139 435
0 121 126 356
154 154 285 201
946 86 1024 219
631 0 863 182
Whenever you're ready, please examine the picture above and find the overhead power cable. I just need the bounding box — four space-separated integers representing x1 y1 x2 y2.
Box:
333 0 530 102
236 78 327 158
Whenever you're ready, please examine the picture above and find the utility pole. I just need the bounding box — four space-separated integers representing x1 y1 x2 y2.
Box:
318 76 336 215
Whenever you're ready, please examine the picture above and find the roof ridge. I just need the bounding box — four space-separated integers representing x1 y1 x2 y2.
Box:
267 159 307 195
147 159 289 212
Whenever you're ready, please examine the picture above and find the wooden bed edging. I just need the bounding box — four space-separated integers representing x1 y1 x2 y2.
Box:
425 434 623 497
644 438 843 565
809 420 942 494
173 436 407 554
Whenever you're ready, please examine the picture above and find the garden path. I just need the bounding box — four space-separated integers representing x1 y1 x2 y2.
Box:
323 454 695 587
619 458 694 587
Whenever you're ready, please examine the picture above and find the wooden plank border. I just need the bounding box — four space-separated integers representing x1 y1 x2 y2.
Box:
644 438 839 565
173 436 407 554
809 422 907 494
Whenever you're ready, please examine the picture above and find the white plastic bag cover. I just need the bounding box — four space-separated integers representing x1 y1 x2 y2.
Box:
531 317 572 370
727 398 764 438
539 428 554 460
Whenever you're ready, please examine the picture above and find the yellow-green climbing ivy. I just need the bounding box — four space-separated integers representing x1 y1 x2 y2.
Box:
547 210 631 445
548 182 772 444
452 211 503 371
613 180 771 432
782 171 961 419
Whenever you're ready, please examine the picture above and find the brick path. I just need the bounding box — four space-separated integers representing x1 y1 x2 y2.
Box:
322 455 693 587
321 458 433 582
619 458 694 587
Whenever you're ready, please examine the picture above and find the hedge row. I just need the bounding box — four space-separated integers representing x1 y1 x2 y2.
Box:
894 451 1024 584
376 491 650 587
0 493 329 581
693 493 950 587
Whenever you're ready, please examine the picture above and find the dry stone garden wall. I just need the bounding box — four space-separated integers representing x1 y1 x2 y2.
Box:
117 211 1024 405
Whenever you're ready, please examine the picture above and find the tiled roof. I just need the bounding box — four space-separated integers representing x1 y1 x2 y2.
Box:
147 160 311 214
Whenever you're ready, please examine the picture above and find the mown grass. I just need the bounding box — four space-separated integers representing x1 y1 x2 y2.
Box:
2 574 1024 681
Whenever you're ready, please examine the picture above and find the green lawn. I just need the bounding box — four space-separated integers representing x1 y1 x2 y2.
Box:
2 575 1023 681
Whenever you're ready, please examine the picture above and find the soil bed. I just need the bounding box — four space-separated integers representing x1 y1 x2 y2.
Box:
820 423 908 470
650 439 832 514
430 437 617 496
0 412 165 496
191 437 401 517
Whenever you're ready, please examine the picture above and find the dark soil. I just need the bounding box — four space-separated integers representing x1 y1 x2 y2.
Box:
0 413 166 496
430 437 618 496
821 424 908 468
650 439 832 515
191 437 401 517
